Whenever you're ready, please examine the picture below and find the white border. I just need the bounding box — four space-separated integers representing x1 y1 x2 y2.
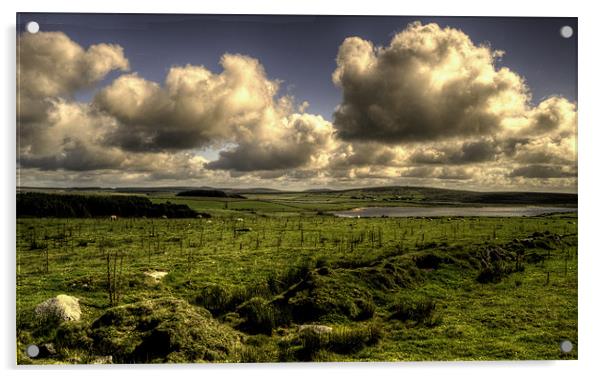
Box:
2 1 601 378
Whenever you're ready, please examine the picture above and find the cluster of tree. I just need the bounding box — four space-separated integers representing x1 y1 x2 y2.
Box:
344 186 577 206
17 192 198 218
176 189 246 199
465 192 578 205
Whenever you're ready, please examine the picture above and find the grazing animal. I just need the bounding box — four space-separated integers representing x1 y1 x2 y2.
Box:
110 215 118 221
161 215 168 219
236 218 244 222
206 220 212 224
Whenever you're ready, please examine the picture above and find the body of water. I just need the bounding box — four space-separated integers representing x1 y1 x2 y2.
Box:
331 206 577 218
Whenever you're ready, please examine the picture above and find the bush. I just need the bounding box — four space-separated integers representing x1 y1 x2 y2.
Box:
236 297 288 335
293 323 383 361
237 344 275 363
389 297 438 326
477 258 516 283
195 283 273 316
267 260 313 294
329 326 377 354
297 330 329 360
476 245 515 283
414 253 449 269
55 322 93 351
195 285 237 315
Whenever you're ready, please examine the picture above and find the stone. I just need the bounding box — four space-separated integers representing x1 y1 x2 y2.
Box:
298 324 333 335
89 355 113 364
144 271 168 282
35 295 81 323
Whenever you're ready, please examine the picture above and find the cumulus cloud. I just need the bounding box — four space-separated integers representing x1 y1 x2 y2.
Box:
15 32 215 184
18 33 339 180
328 21 577 190
524 97 577 137
332 143 405 168
401 166 473 180
16 26 577 191
18 31 129 99
332 21 578 147
206 113 338 172
511 135 577 165
332 22 531 143
94 55 340 175
410 139 498 165
509 165 576 179
17 32 130 174
17 98 210 181
19 100 124 171
94 55 281 151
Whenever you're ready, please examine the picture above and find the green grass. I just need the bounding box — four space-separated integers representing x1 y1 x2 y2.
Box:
16 205 577 363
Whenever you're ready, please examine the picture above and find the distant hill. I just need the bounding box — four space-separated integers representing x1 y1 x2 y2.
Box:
329 186 577 206
227 187 284 194
176 189 246 198
304 188 334 193
17 185 577 206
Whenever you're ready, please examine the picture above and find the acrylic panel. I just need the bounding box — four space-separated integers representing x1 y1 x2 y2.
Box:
16 13 578 364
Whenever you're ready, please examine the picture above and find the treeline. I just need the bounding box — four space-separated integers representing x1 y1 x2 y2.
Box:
465 192 578 206
176 189 246 199
17 192 198 218
342 186 577 206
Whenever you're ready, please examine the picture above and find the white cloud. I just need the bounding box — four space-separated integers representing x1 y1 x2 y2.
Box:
16 26 578 191
18 31 129 99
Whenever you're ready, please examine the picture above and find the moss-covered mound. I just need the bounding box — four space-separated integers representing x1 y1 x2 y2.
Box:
87 298 240 363
350 255 424 291
228 254 427 331
277 270 376 323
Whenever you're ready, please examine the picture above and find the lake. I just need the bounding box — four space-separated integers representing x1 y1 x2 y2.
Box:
330 206 577 218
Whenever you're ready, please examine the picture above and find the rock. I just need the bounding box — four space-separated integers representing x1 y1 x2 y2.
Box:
144 271 168 282
35 295 81 322
298 324 333 335
38 343 57 358
89 355 113 364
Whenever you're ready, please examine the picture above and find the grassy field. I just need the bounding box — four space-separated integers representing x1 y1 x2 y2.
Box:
16 190 578 363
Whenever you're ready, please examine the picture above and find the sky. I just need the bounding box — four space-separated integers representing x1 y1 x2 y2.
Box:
16 13 578 192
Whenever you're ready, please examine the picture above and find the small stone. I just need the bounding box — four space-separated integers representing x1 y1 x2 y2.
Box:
144 271 169 281
90 355 113 364
38 343 57 357
298 324 333 335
